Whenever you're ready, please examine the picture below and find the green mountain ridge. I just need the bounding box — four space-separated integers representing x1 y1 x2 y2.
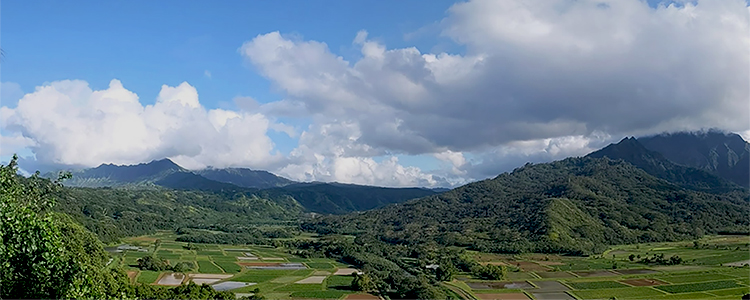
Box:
258 182 438 214
303 156 750 255
196 167 294 189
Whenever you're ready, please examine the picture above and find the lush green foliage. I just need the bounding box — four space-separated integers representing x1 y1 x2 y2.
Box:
136 255 169 271
0 157 102 298
54 186 301 243
0 157 237 299
304 157 749 255
655 280 742 293
196 167 293 189
470 264 507 280
257 182 437 214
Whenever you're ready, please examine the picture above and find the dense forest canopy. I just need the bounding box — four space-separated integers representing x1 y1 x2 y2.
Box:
303 157 750 255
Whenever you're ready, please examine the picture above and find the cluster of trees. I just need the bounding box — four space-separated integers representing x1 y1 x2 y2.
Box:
634 253 683 265
175 231 272 245
470 264 507 280
303 157 750 256
0 156 232 299
135 255 196 272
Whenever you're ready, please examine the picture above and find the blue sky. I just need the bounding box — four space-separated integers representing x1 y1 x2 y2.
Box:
1 0 748 187
1 0 458 170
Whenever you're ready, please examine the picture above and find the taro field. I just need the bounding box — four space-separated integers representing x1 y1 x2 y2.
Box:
107 231 375 299
451 235 750 300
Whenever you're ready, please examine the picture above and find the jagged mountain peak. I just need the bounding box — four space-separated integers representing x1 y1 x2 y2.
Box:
587 134 741 192
638 130 749 187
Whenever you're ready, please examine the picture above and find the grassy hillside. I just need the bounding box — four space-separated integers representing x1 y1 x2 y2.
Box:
303 157 750 255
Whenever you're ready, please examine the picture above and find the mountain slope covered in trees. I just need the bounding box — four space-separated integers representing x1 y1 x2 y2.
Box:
57 159 186 188
304 157 750 255
258 182 438 214
50 159 439 216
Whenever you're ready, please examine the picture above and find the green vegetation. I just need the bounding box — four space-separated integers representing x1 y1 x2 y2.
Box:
136 270 161 284
214 261 241 273
567 281 629 289
306 262 335 269
137 255 170 271
197 260 224 273
305 157 749 256
289 290 347 299
655 280 742 293
658 273 736 284
257 182 437 214
5 132 750 299
325 275 354 289
571 286 667 299
470 263 507 280
0 157 234 299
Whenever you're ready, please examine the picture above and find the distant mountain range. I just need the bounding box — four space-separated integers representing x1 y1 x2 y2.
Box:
49 158 438 215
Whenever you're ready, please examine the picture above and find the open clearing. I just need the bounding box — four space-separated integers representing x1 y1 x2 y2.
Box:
614 269 658 275
620 278 669 286
189 273 232 284
475 293 530 300
116 232 364 298
211 281 255 291
535 271 574 278
535 261 564 266
571 286 667 299
295 276 327 284
529 281 569 292
530 292 575 300
466 281 534 290
126 271 137 283
724 260 750 267
343 294 380 300
572 270 620 277
567 280 629 289
511 261 551 272
655 280 742 293
334 268 361 275
155 273 185 286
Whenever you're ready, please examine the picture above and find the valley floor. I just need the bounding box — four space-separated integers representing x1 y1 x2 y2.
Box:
110 231 377 300
109 233 749 300
451 235 750 300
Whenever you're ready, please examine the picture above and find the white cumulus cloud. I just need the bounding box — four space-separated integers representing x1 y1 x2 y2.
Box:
0 79 283 170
